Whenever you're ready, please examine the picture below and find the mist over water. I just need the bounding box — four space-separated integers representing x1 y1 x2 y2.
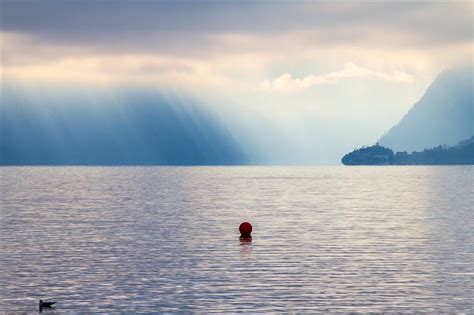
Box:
1 84 248 165
1 166 473 313
0 81 398 165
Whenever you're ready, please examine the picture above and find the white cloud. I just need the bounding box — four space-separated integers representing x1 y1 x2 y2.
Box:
261 63 415 93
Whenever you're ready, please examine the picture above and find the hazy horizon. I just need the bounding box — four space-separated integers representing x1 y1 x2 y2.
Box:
1 1 473 164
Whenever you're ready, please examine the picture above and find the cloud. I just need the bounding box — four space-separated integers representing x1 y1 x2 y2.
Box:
261 63 415 93
1 1 472 56
2 1 471 92
1 1 471 89
1 1 471 164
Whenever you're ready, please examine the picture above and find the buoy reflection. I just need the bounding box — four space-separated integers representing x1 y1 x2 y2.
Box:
239 236 252 258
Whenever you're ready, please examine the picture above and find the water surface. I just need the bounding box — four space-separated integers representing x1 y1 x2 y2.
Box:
1 166 473 313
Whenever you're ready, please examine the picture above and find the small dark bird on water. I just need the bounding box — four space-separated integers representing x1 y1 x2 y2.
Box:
39 300 56 311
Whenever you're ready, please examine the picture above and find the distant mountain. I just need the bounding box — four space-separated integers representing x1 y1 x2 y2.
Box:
379 65 473 152
1 85 247 165
342 136 474 165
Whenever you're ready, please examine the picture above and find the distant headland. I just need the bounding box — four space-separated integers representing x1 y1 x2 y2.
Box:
342 64 473 166
342 136 474 165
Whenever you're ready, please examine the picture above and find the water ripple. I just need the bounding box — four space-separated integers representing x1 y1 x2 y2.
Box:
1 166 473 313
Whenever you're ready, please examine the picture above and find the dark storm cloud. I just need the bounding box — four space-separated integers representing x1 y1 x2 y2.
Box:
2 1 472 54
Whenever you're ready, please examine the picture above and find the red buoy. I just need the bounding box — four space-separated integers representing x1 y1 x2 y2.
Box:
239 222 252 237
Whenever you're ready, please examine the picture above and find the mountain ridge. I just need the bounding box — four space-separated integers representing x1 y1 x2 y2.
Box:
1 85 248 165
379 64 473 152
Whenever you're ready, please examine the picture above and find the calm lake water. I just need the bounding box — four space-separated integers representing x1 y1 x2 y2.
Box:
1 166 473 313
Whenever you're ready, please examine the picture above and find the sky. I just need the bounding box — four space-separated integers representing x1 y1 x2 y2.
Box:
1 1 473 164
